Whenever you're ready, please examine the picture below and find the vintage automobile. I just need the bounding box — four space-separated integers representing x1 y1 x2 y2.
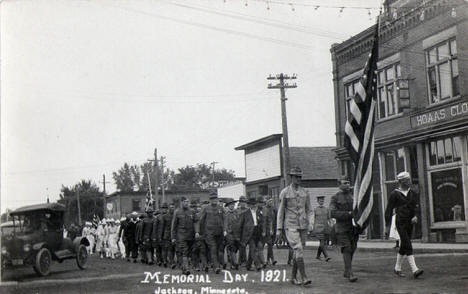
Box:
1 203 89 276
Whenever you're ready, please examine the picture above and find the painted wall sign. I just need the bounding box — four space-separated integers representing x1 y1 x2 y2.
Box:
411 100 468 128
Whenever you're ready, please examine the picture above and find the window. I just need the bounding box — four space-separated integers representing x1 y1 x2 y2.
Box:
377 63 402 119
344 80 360 120
132 200 141 212
431 168 465 222
426 38 459 104
428 136 462 166
382 148 406 193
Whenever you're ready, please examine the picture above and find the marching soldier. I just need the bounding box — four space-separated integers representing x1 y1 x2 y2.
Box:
159 203 175 268
314 196 331 261
172 197 195 275
122 212 138 262
197 192 224 274
142 209 155 265
224 199 241 270
192 202 208 272
385 171 423 279
152 208 164 266
329 177 359 282
135 214 145 263
277 167 312 286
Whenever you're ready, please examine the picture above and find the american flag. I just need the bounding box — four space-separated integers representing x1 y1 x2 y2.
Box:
344 23 379 231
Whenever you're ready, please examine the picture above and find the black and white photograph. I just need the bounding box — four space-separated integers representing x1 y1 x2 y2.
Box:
1 0 468 293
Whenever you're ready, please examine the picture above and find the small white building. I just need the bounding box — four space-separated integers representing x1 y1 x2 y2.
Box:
217 181 246 201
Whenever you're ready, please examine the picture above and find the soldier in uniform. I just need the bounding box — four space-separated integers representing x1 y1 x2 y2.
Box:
314 195 331 261
276 167 312 286
224 199 241 270
197 192 224 274
237 196 248 266
142 209 155 265
171 197 195 275
329 177 359 282
135 213 146 263
123 212 138 262
385 171 423 279
192 202 208 272
263 195 277 266
152 207 164 266
159 203 174 268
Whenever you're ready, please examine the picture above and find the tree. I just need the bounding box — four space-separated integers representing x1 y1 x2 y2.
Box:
172 163 236 190
58 179 104 226
112 163 135 192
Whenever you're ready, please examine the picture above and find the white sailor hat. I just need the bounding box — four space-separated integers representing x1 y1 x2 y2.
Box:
397 171 410 180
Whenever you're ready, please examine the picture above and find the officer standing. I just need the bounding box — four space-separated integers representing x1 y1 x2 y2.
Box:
135 214 145 263
171 197 195 275
192 202 208 272
152 207 165 266
329 177 358 282
276 167 312 286
197 192 224 274
224 199 241 270
385 171 423 279
237 196 248 266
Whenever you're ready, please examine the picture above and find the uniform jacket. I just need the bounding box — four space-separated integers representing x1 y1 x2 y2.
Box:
171 208 195 241
313 205 330 234
223 209 241 240
142 217 154 241
159 213 173 241
239 208 265 246
135 220 144 243
329 190 354 234
263 206 276 237
277 185 312 231
123 220 136 241
385 189 419 225
197 205 224 236
151 214 163 243
194 211 205 240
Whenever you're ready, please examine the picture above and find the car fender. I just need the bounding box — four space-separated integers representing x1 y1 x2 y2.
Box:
72 236 90 252
32 242 48 251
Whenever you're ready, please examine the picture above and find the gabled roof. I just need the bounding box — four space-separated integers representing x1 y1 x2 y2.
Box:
235 134 282 151
11 203 65 215
290 147 338 180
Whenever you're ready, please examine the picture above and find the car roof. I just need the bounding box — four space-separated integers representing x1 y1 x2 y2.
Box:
0 221 15 227
11 203 65 215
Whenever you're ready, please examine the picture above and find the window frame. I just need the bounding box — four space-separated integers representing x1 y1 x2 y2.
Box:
425 38 459 105
377 62 403 120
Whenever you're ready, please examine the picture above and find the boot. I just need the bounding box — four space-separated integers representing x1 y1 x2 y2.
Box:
290 259 300 285
296 258 311 286
343 251 357 282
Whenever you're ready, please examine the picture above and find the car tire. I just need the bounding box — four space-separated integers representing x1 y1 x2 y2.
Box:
34 248 52 276
76 244 88 270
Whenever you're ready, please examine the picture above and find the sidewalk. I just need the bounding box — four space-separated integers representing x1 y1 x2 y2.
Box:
305 239 468 253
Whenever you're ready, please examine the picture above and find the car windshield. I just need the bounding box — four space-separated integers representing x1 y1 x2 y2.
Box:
1 225 15 236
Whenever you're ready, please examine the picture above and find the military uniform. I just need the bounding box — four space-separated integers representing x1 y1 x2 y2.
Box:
171 205 195 274
160 207 175 267
191 207 208 271
276 167 312 285
142 212 154 264
313 197 331 260
330 185 358 282
135 216 145 263
197 196 225 272
152 210 164 265
264 202 277 265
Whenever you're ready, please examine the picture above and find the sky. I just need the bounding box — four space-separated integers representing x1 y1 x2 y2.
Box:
1 0 381 212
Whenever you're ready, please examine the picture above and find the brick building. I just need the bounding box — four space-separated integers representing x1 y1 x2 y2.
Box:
331 0 468 242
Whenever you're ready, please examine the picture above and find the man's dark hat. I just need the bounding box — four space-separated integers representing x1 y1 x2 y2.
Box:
209 191 218 200
202 200 210 204
161 203 168 209
247 198 257 205
224 199 237 207
238 196 247 202
256 196 265 204
316 195 325 200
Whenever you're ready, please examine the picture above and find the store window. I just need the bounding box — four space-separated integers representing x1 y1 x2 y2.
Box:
383 148 406 193
426 38 459 104
344 80 360 120
377 63 403 119
428 136 463 166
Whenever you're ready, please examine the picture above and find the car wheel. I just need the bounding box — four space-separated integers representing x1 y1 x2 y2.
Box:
35 248 52 276
76 244 88 270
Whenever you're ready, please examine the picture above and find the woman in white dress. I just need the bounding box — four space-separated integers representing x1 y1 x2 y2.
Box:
95 219 106 258
108 219 119 259
82 222 95 255
117 218 126 259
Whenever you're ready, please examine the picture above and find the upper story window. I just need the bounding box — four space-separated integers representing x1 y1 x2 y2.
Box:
377 63 402 119
428 136 463 166
426 38 459 104
344 80 360 120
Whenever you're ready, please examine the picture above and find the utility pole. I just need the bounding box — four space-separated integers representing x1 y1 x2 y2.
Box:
76 189 82 226
160 156 166 204
268 73 297 188
148 148 159 209
100 174 110 218
210 161 218 188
